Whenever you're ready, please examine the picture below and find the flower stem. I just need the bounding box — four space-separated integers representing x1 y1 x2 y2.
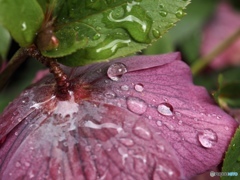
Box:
0 48 28 91
191 28 240 76
25 45 70 100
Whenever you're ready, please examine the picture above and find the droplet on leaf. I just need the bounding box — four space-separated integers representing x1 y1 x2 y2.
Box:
159 11 168 17
126 96 147 115
93 33 101 40
197 129 218 148
175 8 185 18
157 103 174 116
107 63 127 81
152 29 161 38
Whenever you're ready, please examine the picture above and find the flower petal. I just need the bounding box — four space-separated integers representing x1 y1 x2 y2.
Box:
0 52 238 179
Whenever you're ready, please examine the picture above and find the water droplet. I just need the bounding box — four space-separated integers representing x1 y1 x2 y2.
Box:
107 63 127 81
119 138 134 146
232 143 236 150
134 83 144 92
126 97 147 115
96 26 101 31
159 4 164 8
93 33 101 40
157 103 173 116
14 132 19 136
104 91 116 99
84 120 123 133
15 161 21 167
197 129 218 148
175 9 185 18
133 122 152 140
21 22 27 31
178 120 182 125
156 120 162 126
159 11 168 17
121 85 129 91
104 4 152 43
152 29 161 38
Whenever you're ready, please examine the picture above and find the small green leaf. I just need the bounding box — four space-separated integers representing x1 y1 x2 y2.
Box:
222 127 240 180
0 0 44 47
41 0 190 66
0 24 11 61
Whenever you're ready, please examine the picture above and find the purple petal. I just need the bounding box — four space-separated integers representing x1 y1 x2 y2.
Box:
201 2 240 69
0 52 237 179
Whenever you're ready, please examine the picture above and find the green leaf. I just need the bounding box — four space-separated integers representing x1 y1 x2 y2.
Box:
0 0 44 47
41 0 190 66
0 24 11 62
222 127 240 180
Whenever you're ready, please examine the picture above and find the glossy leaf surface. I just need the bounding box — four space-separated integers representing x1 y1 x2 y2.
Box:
0 0 44 47
222 127 240 180
41 0 190 66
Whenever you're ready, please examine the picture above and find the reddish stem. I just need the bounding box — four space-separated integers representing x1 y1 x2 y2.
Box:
25 45 70 101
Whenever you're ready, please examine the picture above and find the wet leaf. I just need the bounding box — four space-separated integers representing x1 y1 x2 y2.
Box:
41 0 190 66
0 0 44 47
0 53 237 179
222 127 240 180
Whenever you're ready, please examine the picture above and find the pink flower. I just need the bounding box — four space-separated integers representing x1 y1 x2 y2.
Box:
0 53 237 179
201 2 240 69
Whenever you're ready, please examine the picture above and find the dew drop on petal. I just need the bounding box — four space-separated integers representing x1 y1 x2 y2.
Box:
104 91 116 99
121 85 129 91
107 63 127 81
157 103 173 116
156 120 162 127
133 122 152 140
134 83 144 92
126 97 147 115
119 138 134 146
197 129 218 148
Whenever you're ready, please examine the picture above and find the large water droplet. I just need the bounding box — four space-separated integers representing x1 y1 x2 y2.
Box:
107 63 127 81
133 122 152 140
157 103 173 116
127 97 147 115
134 83 144 92
197 129 218 148
103 4 152 43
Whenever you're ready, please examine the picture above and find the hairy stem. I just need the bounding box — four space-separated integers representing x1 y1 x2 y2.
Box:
191 28 240 76
0 48 28 91
25 45 70 100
